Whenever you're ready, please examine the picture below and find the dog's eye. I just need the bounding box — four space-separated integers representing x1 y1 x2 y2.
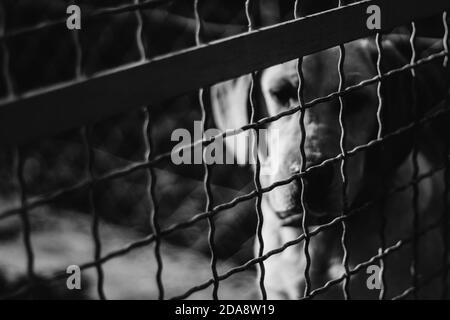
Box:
270 86 296 106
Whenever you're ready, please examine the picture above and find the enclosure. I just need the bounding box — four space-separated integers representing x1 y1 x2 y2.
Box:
0 0 450 300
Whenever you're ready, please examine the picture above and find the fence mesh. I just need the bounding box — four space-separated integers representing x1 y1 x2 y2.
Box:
0 0 449 300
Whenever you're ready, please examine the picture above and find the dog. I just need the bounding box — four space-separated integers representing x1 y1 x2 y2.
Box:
211 34 450 299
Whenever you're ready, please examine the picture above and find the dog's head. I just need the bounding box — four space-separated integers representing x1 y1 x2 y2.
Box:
211 36 449 225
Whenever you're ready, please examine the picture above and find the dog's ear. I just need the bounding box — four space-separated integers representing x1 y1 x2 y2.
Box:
383 34 449 113
373 35 449 131
364 35 449 172
210 74 269 166
210 75 253 165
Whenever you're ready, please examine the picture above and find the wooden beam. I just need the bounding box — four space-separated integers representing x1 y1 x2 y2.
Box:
0 0 449 145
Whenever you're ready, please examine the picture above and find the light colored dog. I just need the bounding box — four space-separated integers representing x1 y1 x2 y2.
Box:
211 35 450 299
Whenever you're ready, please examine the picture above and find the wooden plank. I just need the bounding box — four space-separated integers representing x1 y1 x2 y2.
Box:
0 0 449 145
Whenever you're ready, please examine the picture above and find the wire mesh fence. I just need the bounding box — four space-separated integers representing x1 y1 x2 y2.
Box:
0 0 449 300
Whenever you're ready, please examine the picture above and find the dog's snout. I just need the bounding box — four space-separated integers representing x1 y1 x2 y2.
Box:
305 165 334 190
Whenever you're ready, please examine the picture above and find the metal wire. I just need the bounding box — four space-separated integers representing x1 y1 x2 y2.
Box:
70 2 106 298
294 0 312 298
245 0 256 32
71 7 83 80
375 33 384 142
442 10 450 299
444 11 449 68
135 0 147 62
248 71 267 300
15 148 36 287
195 0 220 300
135 0 165 300
337 0 351 299
82 127 106 300
245 0 267 300
297 56 313 298
143 107 165 300
375 32 387 299
2 3 36 294
80 78 108 298
409 21 420 300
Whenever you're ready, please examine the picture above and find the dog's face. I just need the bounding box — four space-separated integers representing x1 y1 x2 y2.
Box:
260 42 378 222
211 36 447 226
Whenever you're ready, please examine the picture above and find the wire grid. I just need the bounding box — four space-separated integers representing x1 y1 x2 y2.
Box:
0 2 14 100
245 0 267 300
336 0 351 300
2 54 450 300
441 10 450 300
375 30 387 299
133 0 165 301
0 1 450 300
409 20 421 300
2 0 37 298
294 0 312 298
70 0 107 300
194 0 221 300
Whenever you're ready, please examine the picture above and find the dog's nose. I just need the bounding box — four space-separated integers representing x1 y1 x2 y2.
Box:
304 164 334 206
